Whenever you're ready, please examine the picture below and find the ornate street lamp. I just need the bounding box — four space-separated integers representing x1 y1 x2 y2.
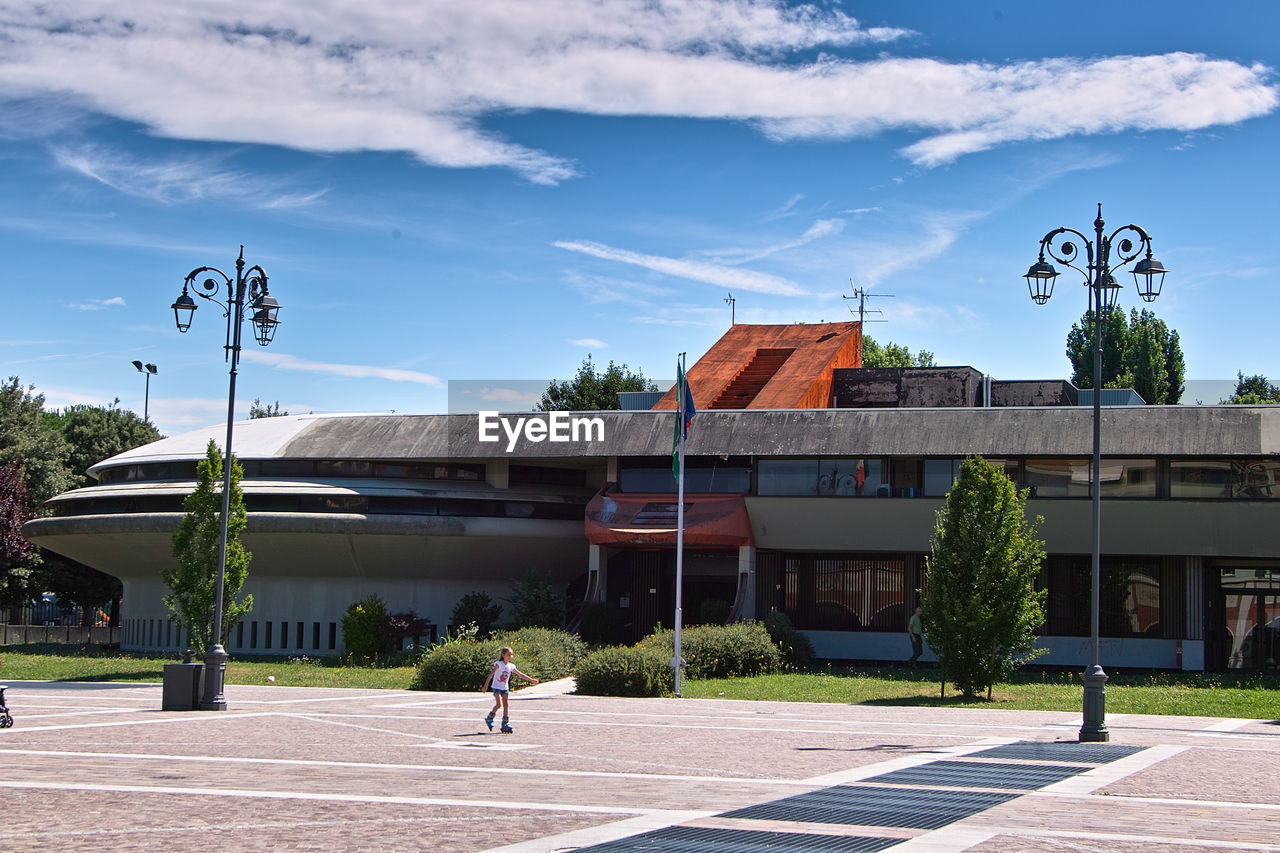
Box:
1024 203 1167 742
171 246 281 711
131 360 158 423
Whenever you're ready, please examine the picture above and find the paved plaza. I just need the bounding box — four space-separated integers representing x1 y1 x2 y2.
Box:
0 677 1277 852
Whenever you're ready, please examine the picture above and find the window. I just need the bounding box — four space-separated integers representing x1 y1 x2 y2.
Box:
758 458 883 497
1025 459 1091 497
1098 459 1157 498
1172 459 1280 499
1044 557 1162 637
775 553 906 631
618 457 750 493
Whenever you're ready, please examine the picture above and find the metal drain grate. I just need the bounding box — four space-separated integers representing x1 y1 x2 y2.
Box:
723 785 1017 830
866 759 1084 790
972 742 1146 764
572 825 901 852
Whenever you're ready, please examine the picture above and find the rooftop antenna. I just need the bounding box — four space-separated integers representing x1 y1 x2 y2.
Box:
843 282 893 358
725 292 735 326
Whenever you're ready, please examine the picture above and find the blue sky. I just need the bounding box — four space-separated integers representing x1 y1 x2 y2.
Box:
2 1 1277 435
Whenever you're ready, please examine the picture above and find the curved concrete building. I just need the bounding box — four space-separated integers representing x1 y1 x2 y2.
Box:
23 324 1280 671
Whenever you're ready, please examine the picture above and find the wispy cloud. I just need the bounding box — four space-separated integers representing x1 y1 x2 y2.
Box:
567 338 607 348
477 386 543 405
68 297 126 311
851 209 986 287
562 271 676 305
242 351 442 386
703 218 845 265
763 193 805 221
1 4 1270 182
53 145 327 208
844 206 880 215
554 239 808 296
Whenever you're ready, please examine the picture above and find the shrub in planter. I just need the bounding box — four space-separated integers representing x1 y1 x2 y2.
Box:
574 645 672 697
639 621 782 680
763 610 815 670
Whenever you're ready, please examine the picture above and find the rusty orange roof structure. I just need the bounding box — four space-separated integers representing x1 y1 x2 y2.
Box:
654 321 862 411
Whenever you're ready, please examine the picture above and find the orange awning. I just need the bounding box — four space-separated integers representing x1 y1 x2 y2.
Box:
584 490 752 547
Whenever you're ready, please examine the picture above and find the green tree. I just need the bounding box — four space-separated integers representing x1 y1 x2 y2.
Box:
538 355 657 411
1065 308 1128 391
46 401 163 488
450 590 503 635
249 398 288 419
34 401 161 620
1223 372 1280 404
163 440 253 655
504 568 565 629
861 336 935 368
1065 308 1184 403
922 456 1047 700
0 377 72 505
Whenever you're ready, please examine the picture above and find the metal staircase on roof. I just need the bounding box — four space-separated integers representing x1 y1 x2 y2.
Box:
709 348 794 409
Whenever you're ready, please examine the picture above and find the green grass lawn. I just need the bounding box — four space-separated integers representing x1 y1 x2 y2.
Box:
681 666 1280 718
3 645 1278 718
0 645 417 690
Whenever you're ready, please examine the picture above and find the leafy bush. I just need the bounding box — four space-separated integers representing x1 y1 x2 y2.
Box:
763 610 815 670
496 627 587 680
340 594 396 664
504 569 565 629
449 591 502 636
638 621 782 680
574 644 672 697
412 638 504 691
410 628 584 691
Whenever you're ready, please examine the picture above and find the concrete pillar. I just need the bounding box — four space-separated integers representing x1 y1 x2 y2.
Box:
734 544 756 620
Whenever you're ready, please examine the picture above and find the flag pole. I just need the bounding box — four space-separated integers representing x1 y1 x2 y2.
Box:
673 352 687 697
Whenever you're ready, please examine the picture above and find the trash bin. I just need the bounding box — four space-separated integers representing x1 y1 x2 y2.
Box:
162 663 205 711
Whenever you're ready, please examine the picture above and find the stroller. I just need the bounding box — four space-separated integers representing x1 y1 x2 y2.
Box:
0 685 11 728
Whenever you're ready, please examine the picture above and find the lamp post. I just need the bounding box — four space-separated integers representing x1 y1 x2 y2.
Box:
131 360 158 423
1024 203 1167 742
171 246 281 711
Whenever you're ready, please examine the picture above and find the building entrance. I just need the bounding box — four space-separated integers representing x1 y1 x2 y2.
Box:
1214 566 1280 671
604 548 738 645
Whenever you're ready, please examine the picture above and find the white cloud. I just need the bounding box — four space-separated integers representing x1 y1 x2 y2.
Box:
477 386 543 405
52 145 326 208
68 296 126 311
568 338 608 348
704 218 845 265
242 351 442 386
0 4 1270 181
763 193 805 221
554 239 808 295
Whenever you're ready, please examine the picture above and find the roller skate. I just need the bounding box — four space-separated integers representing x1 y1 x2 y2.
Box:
484 712 495 731
500 718 513 734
